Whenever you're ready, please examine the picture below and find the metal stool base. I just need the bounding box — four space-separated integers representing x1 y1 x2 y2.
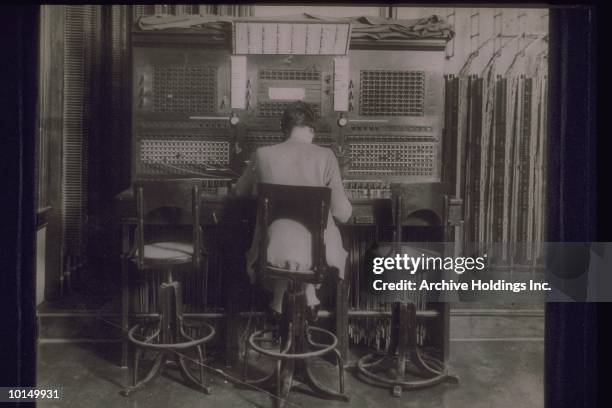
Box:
357 352 459 397
122 350 212 396
123 273 216 397
356 302 459 397
243 283 349 408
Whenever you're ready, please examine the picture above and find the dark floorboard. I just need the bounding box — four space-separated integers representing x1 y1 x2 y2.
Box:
37 338 543 408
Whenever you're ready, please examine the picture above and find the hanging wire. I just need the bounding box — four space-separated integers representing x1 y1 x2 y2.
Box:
459 31 545 79
156 161 237 178
504 34 547 77
458 35 495 77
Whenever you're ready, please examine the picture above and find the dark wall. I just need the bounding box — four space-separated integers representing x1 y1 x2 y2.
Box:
546 6 599 408
85 6 132 290
0 4 38 394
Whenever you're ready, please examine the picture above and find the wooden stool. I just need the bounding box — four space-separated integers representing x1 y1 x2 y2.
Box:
242 183 350 408
357 183 463 397
122 179 216 396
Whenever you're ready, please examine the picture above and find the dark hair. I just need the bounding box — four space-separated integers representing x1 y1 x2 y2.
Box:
280 101 315 136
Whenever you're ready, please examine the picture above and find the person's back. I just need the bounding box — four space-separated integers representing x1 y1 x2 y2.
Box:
235 101 352 313
257 141 333 187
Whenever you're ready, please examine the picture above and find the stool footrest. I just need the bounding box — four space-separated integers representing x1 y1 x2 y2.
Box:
248 326 337 359
357 352 458 391
127 322 215 350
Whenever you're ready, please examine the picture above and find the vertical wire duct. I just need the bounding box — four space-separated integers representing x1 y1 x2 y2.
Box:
62 6 100 285
449 36 548 269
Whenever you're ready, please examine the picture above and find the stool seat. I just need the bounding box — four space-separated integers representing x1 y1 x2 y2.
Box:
132 241 193 264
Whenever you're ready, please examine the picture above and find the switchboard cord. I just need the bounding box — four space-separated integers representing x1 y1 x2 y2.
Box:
504 34 547 77
196 159 240 176
156 161 238 178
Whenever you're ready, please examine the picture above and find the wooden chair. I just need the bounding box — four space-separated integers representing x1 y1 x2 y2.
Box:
122 179 216 396
243 183 349 408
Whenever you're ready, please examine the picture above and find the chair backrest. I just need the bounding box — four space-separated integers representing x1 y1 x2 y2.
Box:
257 183 331 284
133 178 202 268
390 182 451 241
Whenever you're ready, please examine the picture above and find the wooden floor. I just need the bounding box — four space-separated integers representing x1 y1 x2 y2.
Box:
36 314 544 408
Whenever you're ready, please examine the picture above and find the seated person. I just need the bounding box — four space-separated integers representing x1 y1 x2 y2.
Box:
234 101 352 314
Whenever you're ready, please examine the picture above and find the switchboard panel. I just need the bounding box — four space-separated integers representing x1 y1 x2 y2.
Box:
228 54 338 168
359 70 425 116
131 37 445 184
131 47 233 178
342 49 445 183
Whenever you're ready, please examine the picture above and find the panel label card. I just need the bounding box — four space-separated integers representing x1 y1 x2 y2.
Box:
268 87 306 101
233 22 350 55
230 55 247 109
334 56 350 111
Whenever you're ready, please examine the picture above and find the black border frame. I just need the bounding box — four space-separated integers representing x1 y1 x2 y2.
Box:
0 3 608 408
0 5 39 408
546 6 600 408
